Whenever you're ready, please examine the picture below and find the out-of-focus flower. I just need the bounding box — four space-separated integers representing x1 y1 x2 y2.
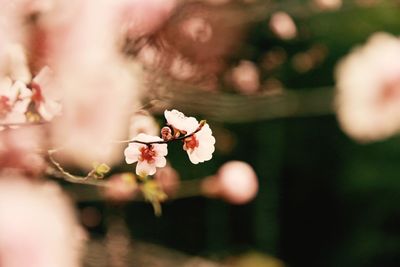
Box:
0 78 32 124
29 66 62 121
230 60 260 94
45 0 141 169
0 43 32 84
181 17 213 43
169 56 197 81
121 0 177 38
292 52 314 73
269 12 297 40
313 0 342 11
335 32 400 142
128 112 160 140
137 45 163 68
202 161 258 204
261 47 287 72
124 134 168 176
152 2 246 81
0 127 45 177
0 176 86 267
154 164 180 196
164 109 215 164
103 172 138 201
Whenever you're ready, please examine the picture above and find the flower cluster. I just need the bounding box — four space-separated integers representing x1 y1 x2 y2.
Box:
124 109 216 177
0 45 61 127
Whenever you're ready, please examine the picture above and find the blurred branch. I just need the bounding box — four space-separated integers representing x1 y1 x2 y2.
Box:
63 178 203 202
47 149 107 187
153 84 334 123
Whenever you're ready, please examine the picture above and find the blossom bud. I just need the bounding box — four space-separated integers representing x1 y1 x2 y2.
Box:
161 126 173 141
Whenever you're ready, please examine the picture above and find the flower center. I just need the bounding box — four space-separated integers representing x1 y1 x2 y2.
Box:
28 82 44 105
0 96 12 118
139 145 156 164
184 135 199 151
380 80 400 105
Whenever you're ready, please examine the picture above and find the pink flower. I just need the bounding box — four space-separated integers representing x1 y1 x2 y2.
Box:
0 176 86 267
335 32 400 142
164 109 215 164
0 77 32 124
30 66 62 121
164 109 198 134
183 123 215 164
124 133 168 176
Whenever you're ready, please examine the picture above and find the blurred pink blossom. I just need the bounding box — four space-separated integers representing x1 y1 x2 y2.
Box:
103 173 138 202
0 127 45 177
120 0 177 38
169 56 198 81
313 0 342 11
150 2 246 81
0 176 86 267
269 12 297 40
44 0 142 169
202 161 258 204
335 32 400 142
128 112 160 140
0 78 32 124
0 43 31 83
230 60 260 94
154 164 180 196
181 17 213 43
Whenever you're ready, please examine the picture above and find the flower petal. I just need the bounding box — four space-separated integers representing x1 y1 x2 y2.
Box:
154 156 167 168
124 144 141 164
136 161 156 176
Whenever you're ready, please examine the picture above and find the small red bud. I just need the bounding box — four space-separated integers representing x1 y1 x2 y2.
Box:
161 126 173 141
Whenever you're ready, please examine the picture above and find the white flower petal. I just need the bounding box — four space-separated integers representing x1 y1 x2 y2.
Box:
154 156 167 168
38 100 62 121
187 151 200 164
184 123 215 164
124 144 141 164
164 109 198 133
136 161 156 176
155 143 168 157
133 133 163 143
